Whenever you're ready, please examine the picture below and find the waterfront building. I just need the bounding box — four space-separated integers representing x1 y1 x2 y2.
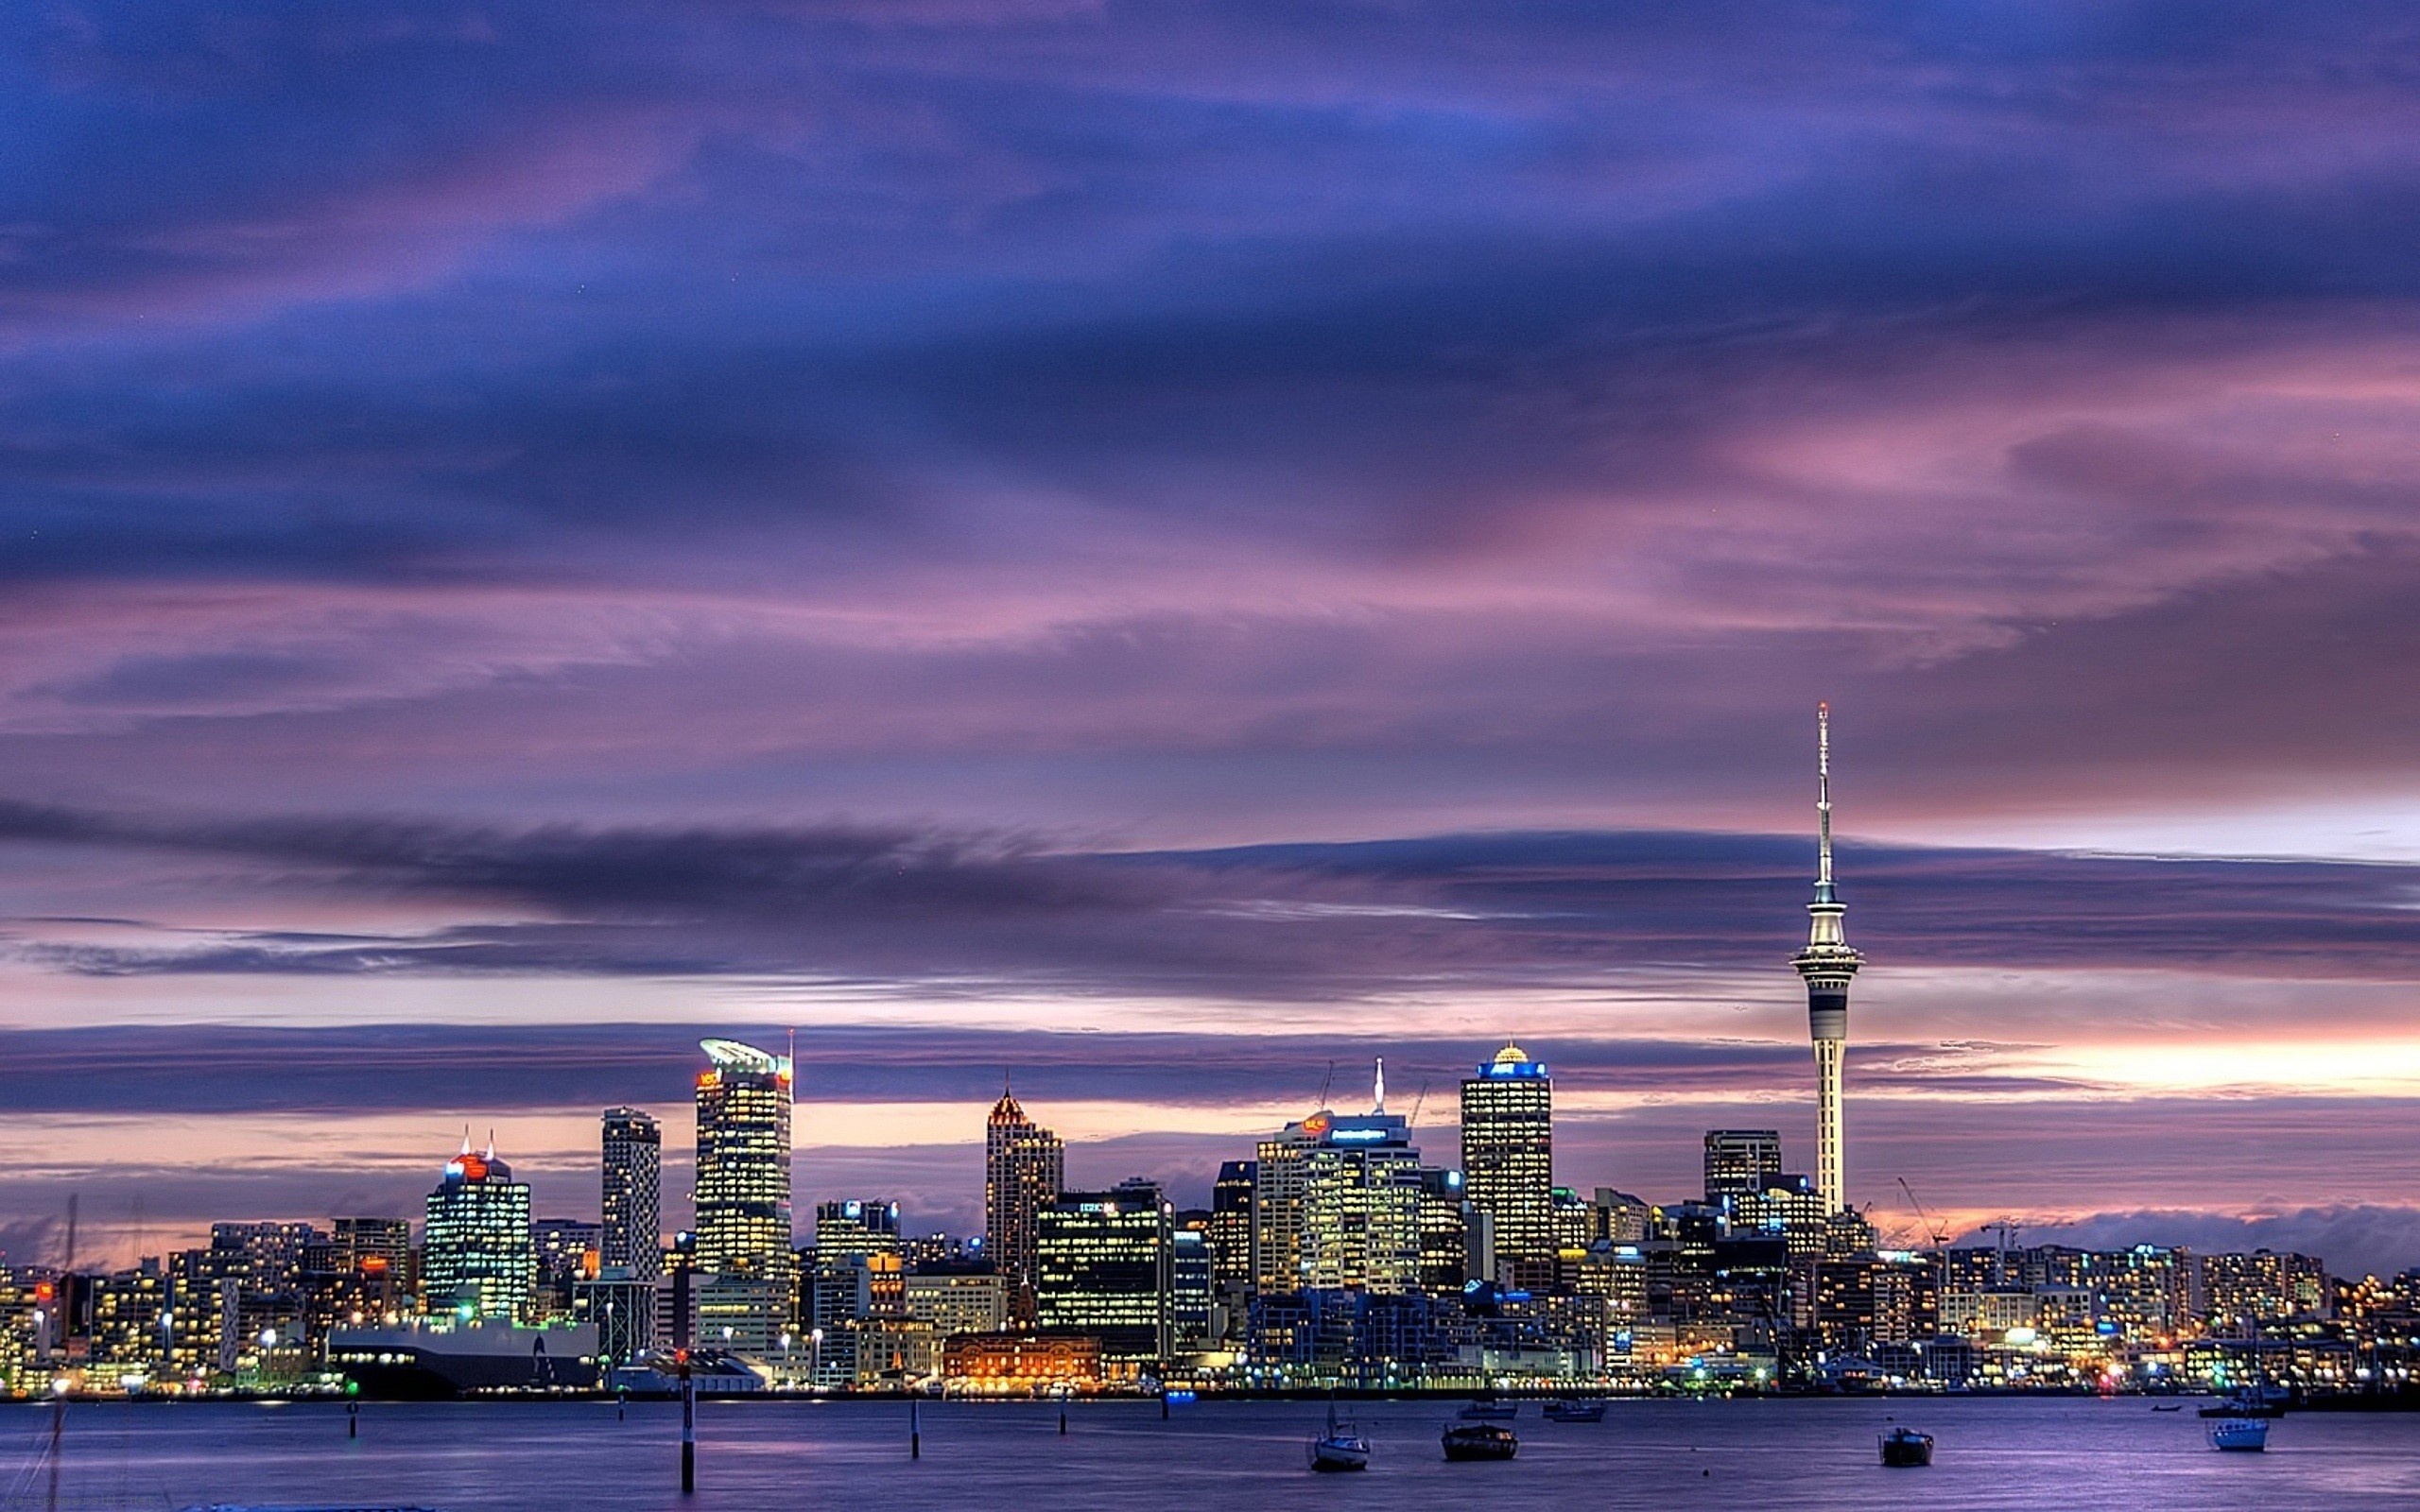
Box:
1791 704 1863 1213
1703 1131 1785 1204
89 1263 170 1381
1460 1043 1553 1283
942 1331 1101 1394
0 1268 58 1389
904 1267 1007 1338
1036 1179 1173 1373
600 1108 663 1281
422 1137 535 1323
326 1320 602 1395
984 1084 1063 1325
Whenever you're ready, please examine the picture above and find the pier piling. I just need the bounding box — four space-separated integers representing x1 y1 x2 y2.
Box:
681 1354 696 1495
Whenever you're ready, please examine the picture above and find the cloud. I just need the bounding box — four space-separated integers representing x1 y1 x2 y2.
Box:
2012 1205 2420 1284
4 805 2418 996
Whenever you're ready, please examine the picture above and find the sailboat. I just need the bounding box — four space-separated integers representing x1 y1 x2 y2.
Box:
2206 1417 2270 1452
1308 1397 1372 1472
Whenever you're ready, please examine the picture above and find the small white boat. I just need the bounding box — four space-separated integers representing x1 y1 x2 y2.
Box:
1458 1392 1519 1420
1308 1398 1372 1472
2208 1417 2270 1452
1542 1398 1607 1422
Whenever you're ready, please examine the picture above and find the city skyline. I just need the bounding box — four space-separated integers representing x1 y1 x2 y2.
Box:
9 2 2420 1293
9 1023 2392 1403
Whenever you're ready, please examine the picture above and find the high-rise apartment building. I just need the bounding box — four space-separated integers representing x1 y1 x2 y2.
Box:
207 1222 320 1296
2203 1249 2328 1328
600 1108 663 1280
1461 1042 1553 1282
422 1137 535 1322
1703 1130 1785 1205
984 1085 1063 1324
1036 1179 1172 1373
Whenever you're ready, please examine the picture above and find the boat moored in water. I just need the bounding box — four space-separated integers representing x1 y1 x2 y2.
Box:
1878 1426 1934 1467
1542 1398 1607 1422
1308 1398 1372 1472
1442 1422 1520 1461
1458 1391 1519 1420
2208 1418 2270 1452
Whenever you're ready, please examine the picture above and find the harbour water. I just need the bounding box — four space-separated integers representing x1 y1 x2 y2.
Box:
8 1396 2420 1510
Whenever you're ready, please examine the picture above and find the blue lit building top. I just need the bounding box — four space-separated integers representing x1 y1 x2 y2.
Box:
1476 1041 1548 1079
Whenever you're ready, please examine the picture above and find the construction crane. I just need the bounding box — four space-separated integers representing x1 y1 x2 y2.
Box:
1406 1080 1431 1129
1896 1177 1949 1248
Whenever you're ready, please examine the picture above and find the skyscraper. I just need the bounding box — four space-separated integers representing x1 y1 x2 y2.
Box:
1791 704 1863 1213
1460 1042 1553 1283
1703 1129 1784 1205
1253 1072 1425 1296
694 1039 795 1285
1035 1179 1172 1373
600 1108 662 1281
422 1136 535 1322
1206 1160 1256 1298
984 1084 1063 1324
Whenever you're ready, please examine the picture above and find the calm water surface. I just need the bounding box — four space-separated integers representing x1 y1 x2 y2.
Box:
6 1397 2420 1510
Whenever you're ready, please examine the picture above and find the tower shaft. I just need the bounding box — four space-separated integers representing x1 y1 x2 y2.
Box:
1813 1038 1845 1214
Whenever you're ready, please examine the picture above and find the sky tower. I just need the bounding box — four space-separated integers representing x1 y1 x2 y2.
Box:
1792 703 1863 1213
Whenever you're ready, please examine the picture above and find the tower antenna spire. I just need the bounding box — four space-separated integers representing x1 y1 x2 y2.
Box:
1373 1057 1386 1114
1817 700 1833 887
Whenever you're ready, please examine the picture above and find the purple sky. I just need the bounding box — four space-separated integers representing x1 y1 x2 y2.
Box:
6 1 2420 1275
